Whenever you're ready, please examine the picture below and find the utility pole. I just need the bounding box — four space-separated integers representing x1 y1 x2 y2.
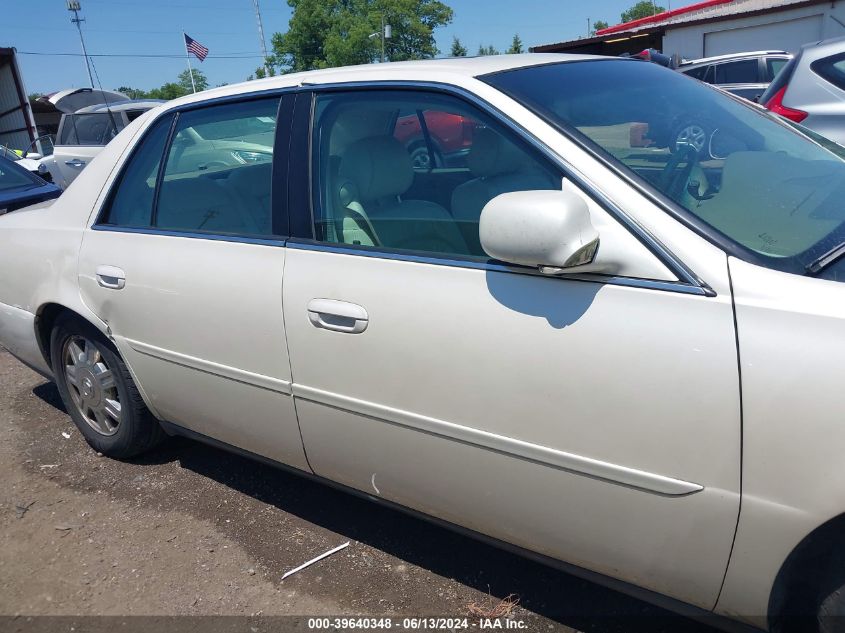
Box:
369 17 392 63
251 0 271 76
587 17 591 37
67 0 94 88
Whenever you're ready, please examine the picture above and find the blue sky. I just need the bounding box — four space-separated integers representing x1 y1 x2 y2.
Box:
3 0 647 95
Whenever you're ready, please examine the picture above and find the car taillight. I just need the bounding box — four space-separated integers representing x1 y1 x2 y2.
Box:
764 86 807 123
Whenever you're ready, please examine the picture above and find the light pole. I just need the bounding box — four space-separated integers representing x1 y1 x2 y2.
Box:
67 0 95 88
251 0 272 76
368 17 392 63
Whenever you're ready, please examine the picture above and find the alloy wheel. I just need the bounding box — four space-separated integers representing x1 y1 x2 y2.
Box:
675 124 707 154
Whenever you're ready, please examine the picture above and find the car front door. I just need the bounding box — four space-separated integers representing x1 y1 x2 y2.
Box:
77 94 309 471
282 88 741 610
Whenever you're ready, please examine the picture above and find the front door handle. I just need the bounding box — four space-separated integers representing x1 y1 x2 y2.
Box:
65 159 86 167
96 265 125 290
307 298 368 334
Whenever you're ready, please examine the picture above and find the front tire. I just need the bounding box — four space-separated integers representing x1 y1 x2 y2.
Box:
50 314 164 458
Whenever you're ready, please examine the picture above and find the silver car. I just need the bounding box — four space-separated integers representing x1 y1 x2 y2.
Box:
760 35 845 144
678 50 791 102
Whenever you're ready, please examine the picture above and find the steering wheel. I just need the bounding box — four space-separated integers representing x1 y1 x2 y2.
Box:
658 144 699 199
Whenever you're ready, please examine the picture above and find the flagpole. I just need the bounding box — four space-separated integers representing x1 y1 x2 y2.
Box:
182 31 196 93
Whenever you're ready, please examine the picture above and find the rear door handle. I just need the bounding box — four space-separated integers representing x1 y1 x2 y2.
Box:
307 298 368 334
65 159 86 167
96 265 125 290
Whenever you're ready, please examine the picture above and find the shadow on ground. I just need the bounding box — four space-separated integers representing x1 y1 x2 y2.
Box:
33 381 717 633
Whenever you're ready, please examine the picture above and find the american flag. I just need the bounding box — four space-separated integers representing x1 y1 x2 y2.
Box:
184 34 209 62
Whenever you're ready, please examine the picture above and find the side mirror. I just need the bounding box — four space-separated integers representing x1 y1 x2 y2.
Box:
25 152 42 160
480 189 600 274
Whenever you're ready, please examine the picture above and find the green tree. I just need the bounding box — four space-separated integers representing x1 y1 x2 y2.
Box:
177 68 209 93
450 36 467 57
146 82 187 100
116 86 149 99
477 44 499 56
269 0 453 73
250 63 277 80
620 1 664 23
506 34 523 54
592 19 609 32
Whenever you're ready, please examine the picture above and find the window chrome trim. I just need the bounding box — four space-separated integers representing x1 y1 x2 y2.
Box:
91 224 287 247
286 240 711 297
295 80 714 297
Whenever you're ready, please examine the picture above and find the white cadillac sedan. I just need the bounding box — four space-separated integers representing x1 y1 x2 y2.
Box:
1 54 844 631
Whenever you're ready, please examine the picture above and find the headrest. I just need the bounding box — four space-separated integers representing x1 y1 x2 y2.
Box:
339 136 413 201
468 127 523 177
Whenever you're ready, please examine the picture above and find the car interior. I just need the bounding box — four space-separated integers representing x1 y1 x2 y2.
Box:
104 99 279 235
313 94 560 257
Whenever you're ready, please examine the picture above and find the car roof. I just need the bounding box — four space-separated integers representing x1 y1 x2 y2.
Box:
74 99 166 114
797 34 845 59
679 51 790 67
160 53 603 110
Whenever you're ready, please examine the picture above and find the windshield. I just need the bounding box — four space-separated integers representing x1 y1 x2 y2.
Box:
0 158 41 192
484 59 845 274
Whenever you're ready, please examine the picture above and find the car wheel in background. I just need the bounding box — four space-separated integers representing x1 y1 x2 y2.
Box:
50 313 165 458
408 142 442 170
671 120 711 157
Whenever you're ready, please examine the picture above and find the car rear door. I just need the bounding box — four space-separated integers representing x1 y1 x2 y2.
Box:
282 87 741 610
53 113 121 187
77 93 310 471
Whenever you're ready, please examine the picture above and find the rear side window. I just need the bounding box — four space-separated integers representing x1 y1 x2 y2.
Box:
713 59 758 84
100 115 172 227
812 52 845 91
155 97 279 235
59 113 123 146
766 57 789 81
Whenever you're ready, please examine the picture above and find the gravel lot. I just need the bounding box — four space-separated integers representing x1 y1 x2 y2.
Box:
0 347 714 632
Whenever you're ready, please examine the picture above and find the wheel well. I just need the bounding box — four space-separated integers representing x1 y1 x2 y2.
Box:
35 304 92 370
768 513 845 626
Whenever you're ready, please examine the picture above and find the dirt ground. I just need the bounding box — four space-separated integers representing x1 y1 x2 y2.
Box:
0 347 715 632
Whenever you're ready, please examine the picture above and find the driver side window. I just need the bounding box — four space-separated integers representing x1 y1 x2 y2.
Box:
311 90 560 258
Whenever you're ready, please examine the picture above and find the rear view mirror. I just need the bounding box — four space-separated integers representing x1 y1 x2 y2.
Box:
479 190 600 274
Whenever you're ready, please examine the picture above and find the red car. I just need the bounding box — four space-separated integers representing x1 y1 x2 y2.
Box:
393 110 478 169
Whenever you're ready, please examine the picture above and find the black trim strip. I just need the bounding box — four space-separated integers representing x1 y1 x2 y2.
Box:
273 94 295 237
288 91 313 240
150 112 179 228
286 238 710 297
92 224 287 247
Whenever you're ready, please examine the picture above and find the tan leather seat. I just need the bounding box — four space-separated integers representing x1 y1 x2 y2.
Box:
227 163 273 234
337 136 468 254
451 127 558 223
157 176 261 235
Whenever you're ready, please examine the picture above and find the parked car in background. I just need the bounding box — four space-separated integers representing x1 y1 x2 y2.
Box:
394 109 477 170
0 156 61 215
2 136 56 182
678 50 792 102
6 54 845 632
760 36 845 146
50 99 164 188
